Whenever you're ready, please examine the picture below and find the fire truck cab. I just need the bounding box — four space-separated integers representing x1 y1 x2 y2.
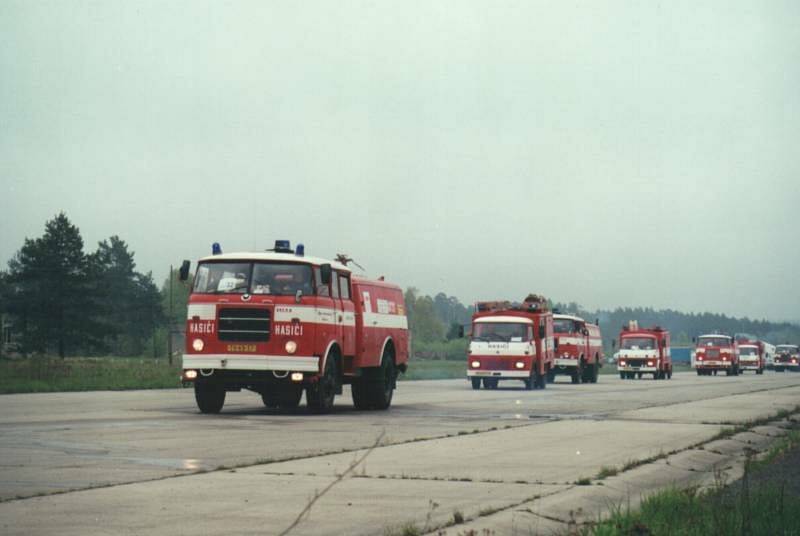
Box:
737 339 765 374
774 344 800 372
694 334 739 376
467 295 554 390
614 321 672 380
180 241 409 414
549 314 603 384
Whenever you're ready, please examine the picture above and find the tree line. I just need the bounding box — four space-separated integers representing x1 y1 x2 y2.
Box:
1 213 797 359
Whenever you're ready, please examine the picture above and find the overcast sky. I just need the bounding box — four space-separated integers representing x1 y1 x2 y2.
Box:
1 1 798 321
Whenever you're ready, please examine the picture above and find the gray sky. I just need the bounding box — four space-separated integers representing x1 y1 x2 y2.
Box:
1 1 799 321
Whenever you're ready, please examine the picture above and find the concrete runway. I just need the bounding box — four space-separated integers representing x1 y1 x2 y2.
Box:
1 371 799 535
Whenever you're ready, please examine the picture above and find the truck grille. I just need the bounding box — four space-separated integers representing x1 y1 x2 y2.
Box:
218 308 270 342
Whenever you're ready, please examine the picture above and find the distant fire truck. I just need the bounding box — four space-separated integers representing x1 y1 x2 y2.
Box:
466 295 554 390
736 339 765 374
550 314 603 384
180 241 409 414
694 334 739 376
774 344 800 372
614 321 672 380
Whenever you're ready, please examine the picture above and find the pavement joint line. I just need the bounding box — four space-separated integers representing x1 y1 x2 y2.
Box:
0 421 542 504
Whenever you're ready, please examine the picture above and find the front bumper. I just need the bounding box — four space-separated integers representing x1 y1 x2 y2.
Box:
553 358 578 368
695 360 733 369
182 354 319 372
739 361 761 370
774 362 799 369
467 369 530 378
618 366 657 372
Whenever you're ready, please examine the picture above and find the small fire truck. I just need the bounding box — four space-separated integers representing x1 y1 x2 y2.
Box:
774 344 800 372
466 295 554 390
694 333 739 376
736 339 765 374
549 314 603 384
180 241 409 414
614 321 672 380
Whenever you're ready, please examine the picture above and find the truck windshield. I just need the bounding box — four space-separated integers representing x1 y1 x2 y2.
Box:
620 337 657 350
553 319 579 333
472 322 530 342
777 345 799 353
193 262 313 296
697 336 731 347
739 347 758 356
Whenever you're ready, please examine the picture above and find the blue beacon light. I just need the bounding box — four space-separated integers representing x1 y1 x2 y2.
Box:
295 243 305 256
212 242 222 255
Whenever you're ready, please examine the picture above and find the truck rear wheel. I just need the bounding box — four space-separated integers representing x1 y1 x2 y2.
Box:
589 362 598 383
619 372 625 380
534 368 546 389
195 382 225 414
308 354 338 414
471 378 482 390
353 349 396 410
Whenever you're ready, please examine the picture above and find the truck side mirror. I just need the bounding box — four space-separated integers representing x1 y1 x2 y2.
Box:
320 263 332 285
692 336 696 343
611 339 616 349
179 260 191 281
457 325 464 338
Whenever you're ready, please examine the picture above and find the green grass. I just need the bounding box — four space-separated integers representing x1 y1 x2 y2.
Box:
585 484 800 536
400 359 466 381
0 357 182 394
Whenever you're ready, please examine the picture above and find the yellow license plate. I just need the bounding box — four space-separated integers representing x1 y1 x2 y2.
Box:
226 344 256 353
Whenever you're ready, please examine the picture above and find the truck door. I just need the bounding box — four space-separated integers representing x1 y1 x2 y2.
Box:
313 267 335 358
337 272 356 357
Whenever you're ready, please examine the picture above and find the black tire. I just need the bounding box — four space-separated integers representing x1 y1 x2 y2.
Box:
571 363 582 384
534 368 546 389
524 372 534 391
308 354 338 414
546 369 555 383
483 377 498 389
195 382 225 414
756 368 763 375
360 349 397 410
619 372 625 380
667 368 672 379
637 372 643 379
589 362 599 384
261 392 280 408
278 385 303 409
471 378 482 390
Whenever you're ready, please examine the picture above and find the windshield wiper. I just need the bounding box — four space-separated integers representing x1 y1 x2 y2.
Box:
209 284 249 294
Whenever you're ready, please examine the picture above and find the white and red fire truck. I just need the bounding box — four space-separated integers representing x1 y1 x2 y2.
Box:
694 334 739 376
466 295 554 390
549 314 603 384
180 241 409 414
774 344 800 372
614 321 672 380
736 339 765 374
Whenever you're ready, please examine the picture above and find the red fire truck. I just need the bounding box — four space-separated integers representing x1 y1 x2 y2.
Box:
614 321 672 380
180 241 409 414
466 295 554 390
549 314 603 384
774 344 800 372
736 339 765 374
694 334 739 376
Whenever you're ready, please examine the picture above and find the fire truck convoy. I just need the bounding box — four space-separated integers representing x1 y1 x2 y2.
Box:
549 314 603 383
179 241 409 414
614 321 672 380
736 339 765 374
694 334 739 376
467 295 554 390
774 344 800 372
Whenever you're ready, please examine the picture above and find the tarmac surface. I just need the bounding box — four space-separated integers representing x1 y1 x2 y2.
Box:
1 370 799 535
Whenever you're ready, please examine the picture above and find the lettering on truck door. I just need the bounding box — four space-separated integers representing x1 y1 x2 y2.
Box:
314 267 334 357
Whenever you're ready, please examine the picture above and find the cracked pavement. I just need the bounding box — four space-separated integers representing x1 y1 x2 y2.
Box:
0 371 799 535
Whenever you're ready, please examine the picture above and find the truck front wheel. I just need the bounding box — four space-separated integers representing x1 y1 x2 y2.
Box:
195 382 225 414
471 378 481 390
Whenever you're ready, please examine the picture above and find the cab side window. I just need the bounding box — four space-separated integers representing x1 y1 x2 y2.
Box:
331 270 340 298
339 274 350 300
314 267 330 297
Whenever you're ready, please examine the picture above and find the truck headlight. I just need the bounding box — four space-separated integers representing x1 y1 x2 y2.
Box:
471 360 480 368
192 338 204 351
285 341 297 354
184 369 198 380
515 361 525 369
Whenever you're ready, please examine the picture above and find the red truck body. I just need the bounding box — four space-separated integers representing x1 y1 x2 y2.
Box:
694 334 739 376
774 344 800 372
467 295 554 390
615 322 672 380
550 314 603 384
736 339 765 374
181 242 409 413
